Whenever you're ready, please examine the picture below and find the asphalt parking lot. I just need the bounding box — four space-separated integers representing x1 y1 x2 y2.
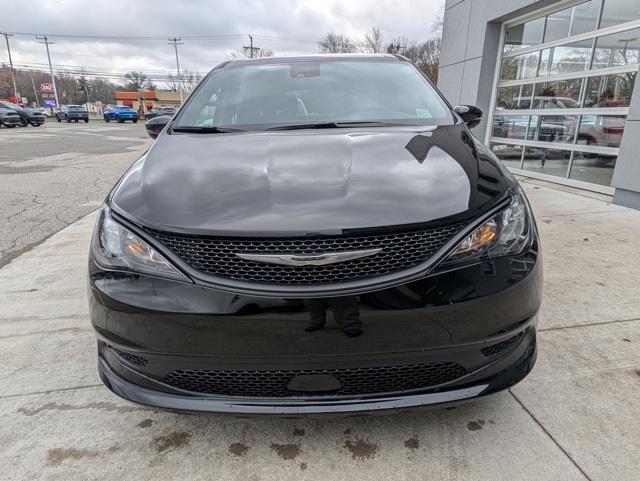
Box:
1 127 639 481
0 122 150 267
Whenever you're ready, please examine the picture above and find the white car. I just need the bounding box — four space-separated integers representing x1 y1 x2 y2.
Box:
33 107 51 117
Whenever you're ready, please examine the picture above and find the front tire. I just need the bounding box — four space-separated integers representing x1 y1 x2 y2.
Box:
57 117 61 123
66 117 71 123
104 117 110 123
133 119 138 123
84 119 89 123
20 118 28 127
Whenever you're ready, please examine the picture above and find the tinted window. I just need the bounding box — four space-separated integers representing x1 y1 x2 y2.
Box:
175 60 452 129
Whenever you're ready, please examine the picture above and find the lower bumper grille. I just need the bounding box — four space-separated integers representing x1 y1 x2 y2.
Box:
163 362 467 397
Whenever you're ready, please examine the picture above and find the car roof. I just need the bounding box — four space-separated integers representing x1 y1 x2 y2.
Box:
224 53 407 68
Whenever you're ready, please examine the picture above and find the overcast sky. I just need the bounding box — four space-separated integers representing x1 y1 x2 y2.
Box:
1 0 444 86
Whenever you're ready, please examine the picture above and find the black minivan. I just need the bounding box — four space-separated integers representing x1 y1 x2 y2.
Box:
89 55 542 414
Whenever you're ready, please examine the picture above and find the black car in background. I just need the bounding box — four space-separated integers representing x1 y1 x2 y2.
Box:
0 108 21 128
144 107 175 120
89 55 542 415
56 105 90 123
0 101 46 127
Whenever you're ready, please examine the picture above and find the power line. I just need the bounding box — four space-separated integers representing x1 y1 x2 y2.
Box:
0 31 18 99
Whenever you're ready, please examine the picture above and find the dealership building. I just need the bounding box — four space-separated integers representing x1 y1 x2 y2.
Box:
439 0 640 207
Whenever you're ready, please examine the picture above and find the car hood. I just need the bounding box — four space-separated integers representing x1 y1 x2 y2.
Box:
111 123 511 235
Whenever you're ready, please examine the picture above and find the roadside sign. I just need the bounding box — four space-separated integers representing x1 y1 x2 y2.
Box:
21 97 28 104
43 99 57 107
40 83 54 93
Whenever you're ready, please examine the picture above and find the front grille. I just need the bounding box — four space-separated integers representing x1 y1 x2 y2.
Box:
481 332 524 357
143 222 467 285
163 362 467 397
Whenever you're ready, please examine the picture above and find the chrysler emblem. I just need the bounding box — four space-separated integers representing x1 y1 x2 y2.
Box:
235 248 382 267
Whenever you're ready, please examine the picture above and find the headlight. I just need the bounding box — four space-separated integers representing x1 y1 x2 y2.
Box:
443 189 531 264
91 207 190 282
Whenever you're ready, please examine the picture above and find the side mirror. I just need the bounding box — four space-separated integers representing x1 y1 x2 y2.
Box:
145 115 171 139
454 105 483 129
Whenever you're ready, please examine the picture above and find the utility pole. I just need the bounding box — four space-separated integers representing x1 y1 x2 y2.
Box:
0 32 19 101
243 34 260 58
36 35 60 109
31 76 39 107
168 37 184 103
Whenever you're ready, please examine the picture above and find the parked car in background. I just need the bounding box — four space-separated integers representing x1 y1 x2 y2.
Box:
0 101 46 127
56 105 90 123
0 108 21 128
103 106 138 123
89 54 542 415
145 107 175 120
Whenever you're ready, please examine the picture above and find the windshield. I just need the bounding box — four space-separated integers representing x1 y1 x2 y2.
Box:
173 59 453 130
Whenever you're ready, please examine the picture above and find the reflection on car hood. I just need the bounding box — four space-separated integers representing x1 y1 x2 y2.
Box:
111 123 511 235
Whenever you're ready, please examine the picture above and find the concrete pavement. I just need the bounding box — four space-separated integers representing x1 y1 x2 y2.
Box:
0 179 639 481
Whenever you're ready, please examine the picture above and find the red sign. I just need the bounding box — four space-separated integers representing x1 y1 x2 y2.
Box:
40 83 54 93
122 100 133 107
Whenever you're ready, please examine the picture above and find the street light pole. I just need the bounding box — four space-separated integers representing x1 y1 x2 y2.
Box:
168 37 184 103
0 32 19 101
36 34 60 109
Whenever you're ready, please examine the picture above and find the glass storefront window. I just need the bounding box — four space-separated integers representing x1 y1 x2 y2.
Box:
522 147 571 177
496 84 534 109
547 39 594 75
570 0 602 36
533 79 583 108
583 71 636 107
577 115 626 148
490 143 523 169
569 151 616 185
544 6 576 42
544 1 601 42
492 115 530 139
599 0 640 29
494 1 636 188
530 115 578 143
504 17 545 52
499 51 540 80
592 28 640 69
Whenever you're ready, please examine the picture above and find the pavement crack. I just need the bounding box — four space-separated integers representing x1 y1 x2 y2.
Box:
509 390 593 481
538 317 640 332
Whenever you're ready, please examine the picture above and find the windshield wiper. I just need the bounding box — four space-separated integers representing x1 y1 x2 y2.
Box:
265 121 407 131
171 126 246 134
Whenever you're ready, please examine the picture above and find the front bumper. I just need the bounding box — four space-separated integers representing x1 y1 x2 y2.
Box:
89 238 542 414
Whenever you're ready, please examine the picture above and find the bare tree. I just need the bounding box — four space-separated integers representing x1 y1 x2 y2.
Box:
121 71 155 91
431 6 444 36
361 26 385 53
404 38 441 82
318 32 356 53
167 69 203 93
226 48 274 60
